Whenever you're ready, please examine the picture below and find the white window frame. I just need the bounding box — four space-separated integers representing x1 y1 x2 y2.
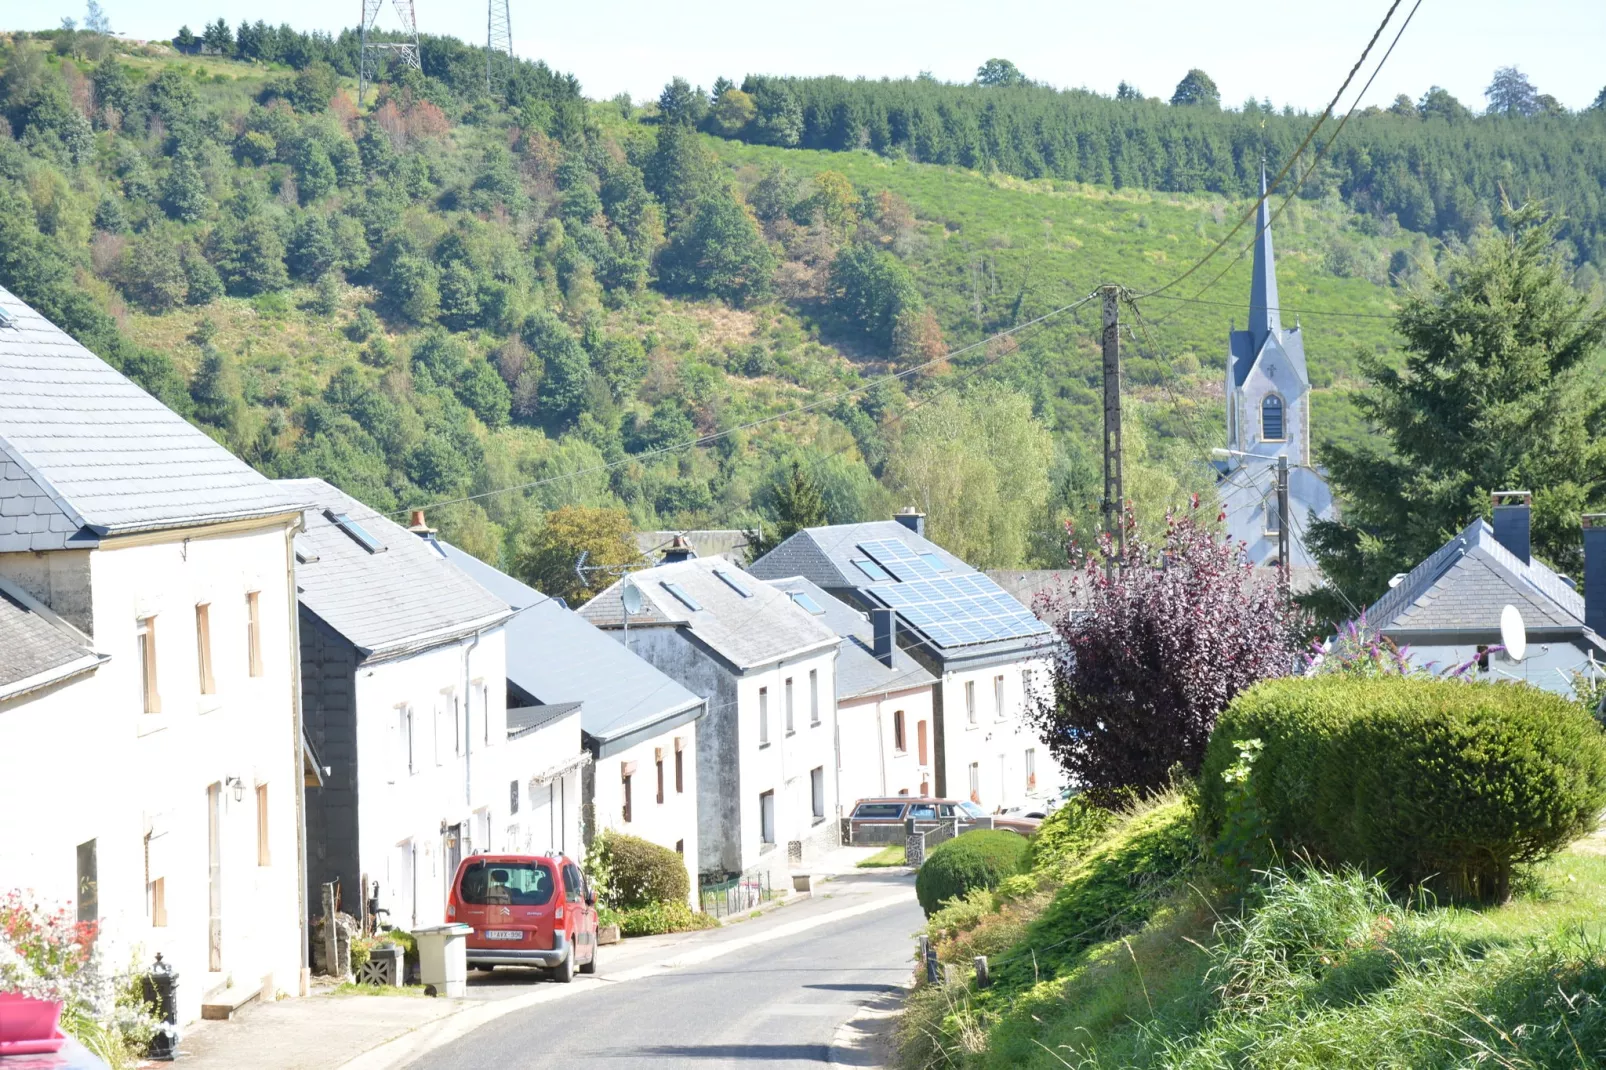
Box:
809 669 820 726
965 680 976 725
784 677 795 735
758 686 770 745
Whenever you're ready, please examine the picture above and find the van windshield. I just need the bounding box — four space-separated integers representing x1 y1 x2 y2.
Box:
458 860 556 906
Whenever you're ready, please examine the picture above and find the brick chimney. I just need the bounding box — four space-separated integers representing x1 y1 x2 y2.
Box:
406 509 435 538
1584 514 1606 637
894 507 925 537
661 534 696 564
871 608 897 667
1491 491 1531 565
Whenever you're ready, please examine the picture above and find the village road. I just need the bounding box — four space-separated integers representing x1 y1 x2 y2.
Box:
407 871 922 1069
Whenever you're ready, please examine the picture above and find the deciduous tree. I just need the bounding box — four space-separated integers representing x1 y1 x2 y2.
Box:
513 505 638 604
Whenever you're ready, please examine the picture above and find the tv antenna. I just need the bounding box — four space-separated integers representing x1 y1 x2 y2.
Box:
486 0 513 98
358 0 422 108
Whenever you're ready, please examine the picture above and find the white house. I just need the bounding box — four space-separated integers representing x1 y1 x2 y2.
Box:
748 514 1066 811
1215 165 1335 573
764 576 938 804
287 480 520 935
0 285 309 1025
438 540 705 905
581 559 841 885
1358 492 1606 697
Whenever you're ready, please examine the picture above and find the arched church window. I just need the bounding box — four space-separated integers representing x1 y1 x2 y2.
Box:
1261 394 1285 442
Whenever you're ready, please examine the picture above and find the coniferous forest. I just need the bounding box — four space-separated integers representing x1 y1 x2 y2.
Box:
1 21 1602 598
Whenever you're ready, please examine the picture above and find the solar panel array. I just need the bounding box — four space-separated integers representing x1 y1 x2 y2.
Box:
854 541 1048 649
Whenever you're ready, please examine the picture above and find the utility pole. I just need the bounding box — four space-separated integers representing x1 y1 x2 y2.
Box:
486 0 513 99
1100 285 1124 577
1276 454 1290 591
358 0 422 108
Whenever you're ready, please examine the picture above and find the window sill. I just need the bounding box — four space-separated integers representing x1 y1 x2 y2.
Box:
198 698 223 716
812 816 827 826
810 720 821 728
758 741 772 750
965 722 980 731
760 842 776 853
785 730 796 738
136 715 169 738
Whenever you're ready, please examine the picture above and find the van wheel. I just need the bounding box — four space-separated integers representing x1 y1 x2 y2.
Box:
579 943 597 975
551 950 574 984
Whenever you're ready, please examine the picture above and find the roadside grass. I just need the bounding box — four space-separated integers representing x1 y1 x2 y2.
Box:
896 798 1606 1069
333 982 428 998
858 844 908 868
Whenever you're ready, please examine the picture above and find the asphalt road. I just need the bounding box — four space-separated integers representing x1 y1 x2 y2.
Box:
407 872 923 1070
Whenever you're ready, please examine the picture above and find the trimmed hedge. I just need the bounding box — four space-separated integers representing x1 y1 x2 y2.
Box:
596 831 690 908
1199 677 1606 902
916 830 1029 916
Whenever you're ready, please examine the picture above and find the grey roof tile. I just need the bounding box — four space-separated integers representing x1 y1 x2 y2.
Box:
763 576 935 699
0 287 305 547
0 577 105 696
437 543 704 753
581 558 839 672
285 479 511 659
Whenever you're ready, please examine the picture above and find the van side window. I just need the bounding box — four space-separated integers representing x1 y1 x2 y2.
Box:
562 864 582 901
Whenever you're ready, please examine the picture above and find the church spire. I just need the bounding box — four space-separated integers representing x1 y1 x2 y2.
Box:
1248 162 1281 353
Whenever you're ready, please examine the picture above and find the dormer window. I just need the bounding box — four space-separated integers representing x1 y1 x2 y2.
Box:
1261 395 1285 442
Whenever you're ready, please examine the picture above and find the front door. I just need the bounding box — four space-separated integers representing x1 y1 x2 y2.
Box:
443 824 463 910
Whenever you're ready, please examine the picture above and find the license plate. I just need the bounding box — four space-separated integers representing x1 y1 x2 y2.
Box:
484 930 522 941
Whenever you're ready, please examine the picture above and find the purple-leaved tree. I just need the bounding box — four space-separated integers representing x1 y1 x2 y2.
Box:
1027 502 1304 804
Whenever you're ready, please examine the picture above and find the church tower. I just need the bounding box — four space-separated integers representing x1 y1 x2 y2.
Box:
1225 165 1310 468
1216 165 1331 572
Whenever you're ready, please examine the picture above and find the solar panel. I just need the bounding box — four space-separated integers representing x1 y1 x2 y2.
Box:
870 575 1049 649
856 539 945 581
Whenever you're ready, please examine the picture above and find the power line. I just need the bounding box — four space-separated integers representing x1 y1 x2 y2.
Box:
395 292 1100 519
1137 292 1395 321
1142 0 1426 322
1132 0 1407 302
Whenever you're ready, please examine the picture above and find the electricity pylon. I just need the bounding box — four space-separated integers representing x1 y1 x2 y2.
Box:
358 0 422 107
486 0 513 98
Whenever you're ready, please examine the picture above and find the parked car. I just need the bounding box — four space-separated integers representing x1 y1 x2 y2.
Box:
847 797 1042 838
447 853 598 982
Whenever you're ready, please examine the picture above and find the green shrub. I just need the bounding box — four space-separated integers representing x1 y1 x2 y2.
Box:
617 899 719 936
1200 677 1606 902
592 830 690 908
916 830 1029 916
1025 795 1112 874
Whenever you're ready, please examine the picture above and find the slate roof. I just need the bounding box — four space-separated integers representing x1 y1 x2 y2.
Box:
1365 518 1589 637
283 479 510 660
764 576 935 700
438 543 704 756
581 558 839 673
508 701 583 740
0 286 305 552
1227 167 1308 389
0 576 107 700
748 521 1052 661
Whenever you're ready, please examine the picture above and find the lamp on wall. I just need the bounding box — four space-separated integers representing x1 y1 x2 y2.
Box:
226 776 245 803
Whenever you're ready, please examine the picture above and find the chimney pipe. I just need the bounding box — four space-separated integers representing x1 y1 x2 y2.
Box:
871 608 896 668
661 534 696 564
894 508 925 537
407 509 435 537
1584 514 1606 638
1490 491 1531 565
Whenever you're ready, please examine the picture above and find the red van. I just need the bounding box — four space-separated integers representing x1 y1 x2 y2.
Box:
446 853 599 982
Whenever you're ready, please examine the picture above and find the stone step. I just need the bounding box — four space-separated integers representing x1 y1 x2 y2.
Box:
200 983 260 1020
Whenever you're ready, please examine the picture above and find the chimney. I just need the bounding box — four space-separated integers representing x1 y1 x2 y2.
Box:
894 507 925 537
661 534 696 564
1584 514 1606 637
1490 491 1531 565
871 608 897 667
406 509 436 538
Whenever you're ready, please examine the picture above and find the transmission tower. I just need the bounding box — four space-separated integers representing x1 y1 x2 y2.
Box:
358 0 422 107
486 0 513 99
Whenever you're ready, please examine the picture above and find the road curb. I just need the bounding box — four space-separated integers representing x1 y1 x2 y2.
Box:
827 979 911 1070
335 887 916 1070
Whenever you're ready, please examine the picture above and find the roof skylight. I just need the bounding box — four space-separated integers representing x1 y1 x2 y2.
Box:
714 569 751 597
853 558 892 582
325 510 386 554
661 582 702 611
788 591 825 615
918 552 950 573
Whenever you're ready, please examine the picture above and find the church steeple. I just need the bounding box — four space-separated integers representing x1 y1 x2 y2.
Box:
1248 162 1281 354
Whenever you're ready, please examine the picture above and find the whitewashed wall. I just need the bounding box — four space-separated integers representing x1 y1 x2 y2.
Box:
0 520 304 1026
836 685 937 804
938 657 1063 811
354 629 507 932
1399 641 1602 698
589 723 700 907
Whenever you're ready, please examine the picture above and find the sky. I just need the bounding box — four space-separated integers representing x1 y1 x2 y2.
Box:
18 0 1606 112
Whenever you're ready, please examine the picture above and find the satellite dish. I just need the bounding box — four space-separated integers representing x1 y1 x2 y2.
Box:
621 581 644 617
1499 604 1527 662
